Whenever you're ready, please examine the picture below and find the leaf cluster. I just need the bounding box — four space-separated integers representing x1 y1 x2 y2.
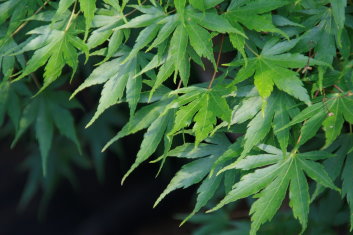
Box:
1 0 353 234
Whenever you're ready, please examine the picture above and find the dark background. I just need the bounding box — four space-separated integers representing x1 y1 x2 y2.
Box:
0 136 196 235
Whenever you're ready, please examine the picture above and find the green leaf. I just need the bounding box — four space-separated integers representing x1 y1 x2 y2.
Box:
330 0 346 45
15 29 87 92
249 162 291 235
79 0 96 39
147 15 178 51
242 93 276 157
236 154 283 170
169 24 189 84
174 0 186 13
126 75 142 117
209 162 284 212
122 110 172 184
229 31 247 64
342 152 353 231
168 97 202 137
12 91 80 176
273 94 294 152
168 88 231 143
298 158 339 191
186 22 215 66
231 96 262 125
35 100 54 176
181 171 222 225
49 104 81 153
322 98 344 147
289 159 310 233
254 61 274 98
103 98 172 151
154 156 215 207
123 23 161 63
187 10 246 36
189 0 205 11
211 147 338 234
193 94 216 145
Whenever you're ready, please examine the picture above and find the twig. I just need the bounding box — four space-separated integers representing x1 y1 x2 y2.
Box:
125 0 147 17
10 0 51 37
208 34 225 89
177 79 182 89
30 73 41 89
333 84 344 93
64 0 78 32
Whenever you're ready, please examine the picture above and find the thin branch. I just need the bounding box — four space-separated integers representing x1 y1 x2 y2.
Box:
177 79 182 89
208 34 225 89
125 0 147 17
333 84 344 93
64 0 78 32
11 0 51 37
30 73 41 89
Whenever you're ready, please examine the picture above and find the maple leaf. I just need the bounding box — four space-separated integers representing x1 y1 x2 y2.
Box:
152 133 234 224
228 38 328 102
11 90 81 176
166 84 233 145
13 26 88 93
225 0 289 37
282 93 353 147
71 49 153 126
209 144 339 234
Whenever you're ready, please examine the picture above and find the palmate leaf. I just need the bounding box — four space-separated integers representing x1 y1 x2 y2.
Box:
282 93 353 147
71 49 150 126
295 5 343 64
153 133 232 221
217 91 300 174
101 97 175 183
226 0 290 37
228 91 298 169
14 27 88 93
209 144 339 234
11 91 81 176
166 84 232 145
86 5 126 61
114 4 244 94
228 38 328 102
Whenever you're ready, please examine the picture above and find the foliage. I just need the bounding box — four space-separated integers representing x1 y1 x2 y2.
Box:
1 0 353 234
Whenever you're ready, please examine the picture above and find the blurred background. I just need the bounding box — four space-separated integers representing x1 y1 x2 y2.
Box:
0 108 197 235
0 38 224 235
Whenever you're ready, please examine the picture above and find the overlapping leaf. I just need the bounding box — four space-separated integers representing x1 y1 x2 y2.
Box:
13 26 88 92
209 144 338 234
283 93 353 147
166 84 233 145
71 50 151 126
153 133 232 222
111 4 244 94
11 90 81 176
228 38 327 102
226 0 289 37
